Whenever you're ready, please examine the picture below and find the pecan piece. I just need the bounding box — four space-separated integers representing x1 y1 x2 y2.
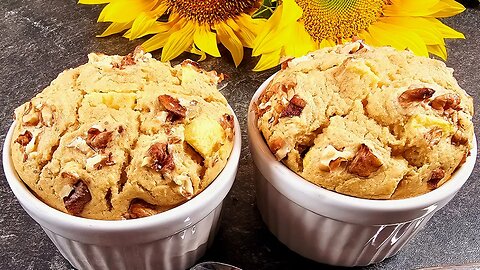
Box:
113 53 136 69
126 199 157 219
280 95 306 118
268 138 285 156
281 58 293 70
219 114 235 140
347 144 383 177
451 131 469 146
280 78 297 93
86 152 115 171
424 128 443 146
148 142 175 172
181 59 201 70
15 130 33 146
63 180 92 216
158 95 187 122
60 171 80 181
329 157 348 171
22 104 40 126
427 168 445 189
349 42 365 54
398 88 435 107
87 127 113 150
219 114 234 130
430 93 461 111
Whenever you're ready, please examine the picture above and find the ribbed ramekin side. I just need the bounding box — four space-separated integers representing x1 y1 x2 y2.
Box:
255 173 437 266
41 204 223 270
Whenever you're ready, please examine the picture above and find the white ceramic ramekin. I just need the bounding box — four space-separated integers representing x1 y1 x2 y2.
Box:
3 114 241 270
247 76 477 267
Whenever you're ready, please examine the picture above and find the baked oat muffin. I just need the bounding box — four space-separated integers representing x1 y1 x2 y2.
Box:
11 48 235 220
255 41 474 199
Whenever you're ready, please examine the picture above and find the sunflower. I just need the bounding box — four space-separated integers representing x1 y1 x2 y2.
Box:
252 0 466 71
79 0 265 66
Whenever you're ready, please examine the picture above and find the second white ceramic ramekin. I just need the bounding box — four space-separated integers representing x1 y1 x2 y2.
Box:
248 76 477 266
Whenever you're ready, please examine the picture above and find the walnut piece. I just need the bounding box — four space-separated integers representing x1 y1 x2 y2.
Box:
281 58 293 70
219 114 235 140
173 174 194 199
347 144 383 177
63 180 92 216
86 152 115 171
424 128 443 146
279 78 297 94
329 158 348 171
60 171 80 181
398 88 435 107
67 137 94 155
158 95 187 122
15 130 33 146
22 102 40 126
318 145 353 172
280 95 306 118
427 168 445 189
86 127 113 150
219 114 234 130
113 53 135 69
268 138 286 158
181 59 201 70
430 93 461 111
126 199 157 219
147 142 175 172
40 106 55 127
451 131 469 146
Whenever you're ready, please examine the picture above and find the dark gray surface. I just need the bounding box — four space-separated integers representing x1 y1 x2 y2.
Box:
0 1 479 269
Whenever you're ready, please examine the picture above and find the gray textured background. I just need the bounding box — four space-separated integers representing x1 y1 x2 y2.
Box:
0 1 479 269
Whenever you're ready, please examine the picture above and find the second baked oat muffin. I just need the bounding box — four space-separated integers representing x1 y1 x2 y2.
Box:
11 49 235 220
255 41 474 199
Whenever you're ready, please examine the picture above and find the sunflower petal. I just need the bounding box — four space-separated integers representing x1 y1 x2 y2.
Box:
427 44 447 60
161 20 195 62
319 39 336 49
253 50 282 71
426 18 465 39
98 0 155 23
194 25 221 57
125 12 158 40
384 0 465 18
369 21 429 57
229 14 264 48
151 2 168 17
142 32 170 52
216 21 244 67
358 30 379 46
283 23 317 57
380 17 445 45
279 0 303 28
191 46 207 61
98 22 132 37
428 0 465 18
252 4 283 55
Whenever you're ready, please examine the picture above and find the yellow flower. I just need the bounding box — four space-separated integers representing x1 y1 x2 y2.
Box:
79 0 265 66
252 0 466 71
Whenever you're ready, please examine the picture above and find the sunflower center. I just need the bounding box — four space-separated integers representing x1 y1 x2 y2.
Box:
166 0 261 25
296 0 385 42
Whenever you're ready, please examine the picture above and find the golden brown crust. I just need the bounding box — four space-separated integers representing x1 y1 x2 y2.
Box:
256 42 474 199
11 50 234 220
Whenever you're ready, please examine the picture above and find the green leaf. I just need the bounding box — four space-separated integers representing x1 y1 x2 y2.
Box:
252 0 278 19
